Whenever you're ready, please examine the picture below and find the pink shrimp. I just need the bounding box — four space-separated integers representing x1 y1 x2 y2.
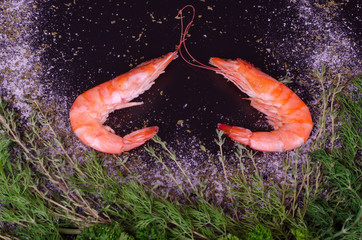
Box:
69 52 177 154
210 58 313 152
69 5 196 154
176 5 313 152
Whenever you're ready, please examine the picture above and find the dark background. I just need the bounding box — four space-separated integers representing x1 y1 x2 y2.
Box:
35 0 360 151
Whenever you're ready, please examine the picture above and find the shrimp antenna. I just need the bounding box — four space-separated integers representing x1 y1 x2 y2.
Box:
176 5 217 71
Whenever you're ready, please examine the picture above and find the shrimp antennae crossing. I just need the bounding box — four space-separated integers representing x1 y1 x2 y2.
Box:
176 5 217 71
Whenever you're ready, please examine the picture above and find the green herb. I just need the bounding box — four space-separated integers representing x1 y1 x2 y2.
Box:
76 223 133 240
305 76 361 239
0 71 359 240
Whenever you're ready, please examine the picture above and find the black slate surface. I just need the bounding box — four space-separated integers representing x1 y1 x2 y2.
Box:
34 0 360 152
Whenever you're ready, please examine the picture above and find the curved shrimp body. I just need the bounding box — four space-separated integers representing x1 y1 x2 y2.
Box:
70 52 177 154
210 57 313 152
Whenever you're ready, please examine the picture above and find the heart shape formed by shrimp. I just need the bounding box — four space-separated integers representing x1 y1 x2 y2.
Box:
69 5 313 154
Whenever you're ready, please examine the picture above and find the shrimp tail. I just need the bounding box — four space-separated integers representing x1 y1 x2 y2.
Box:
218 123 252 146
122 126 159 152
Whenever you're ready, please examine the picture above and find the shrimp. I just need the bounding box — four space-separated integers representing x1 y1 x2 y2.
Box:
176 5 313 152
69 5 194 154
69 52 177 154
210 58 313 152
